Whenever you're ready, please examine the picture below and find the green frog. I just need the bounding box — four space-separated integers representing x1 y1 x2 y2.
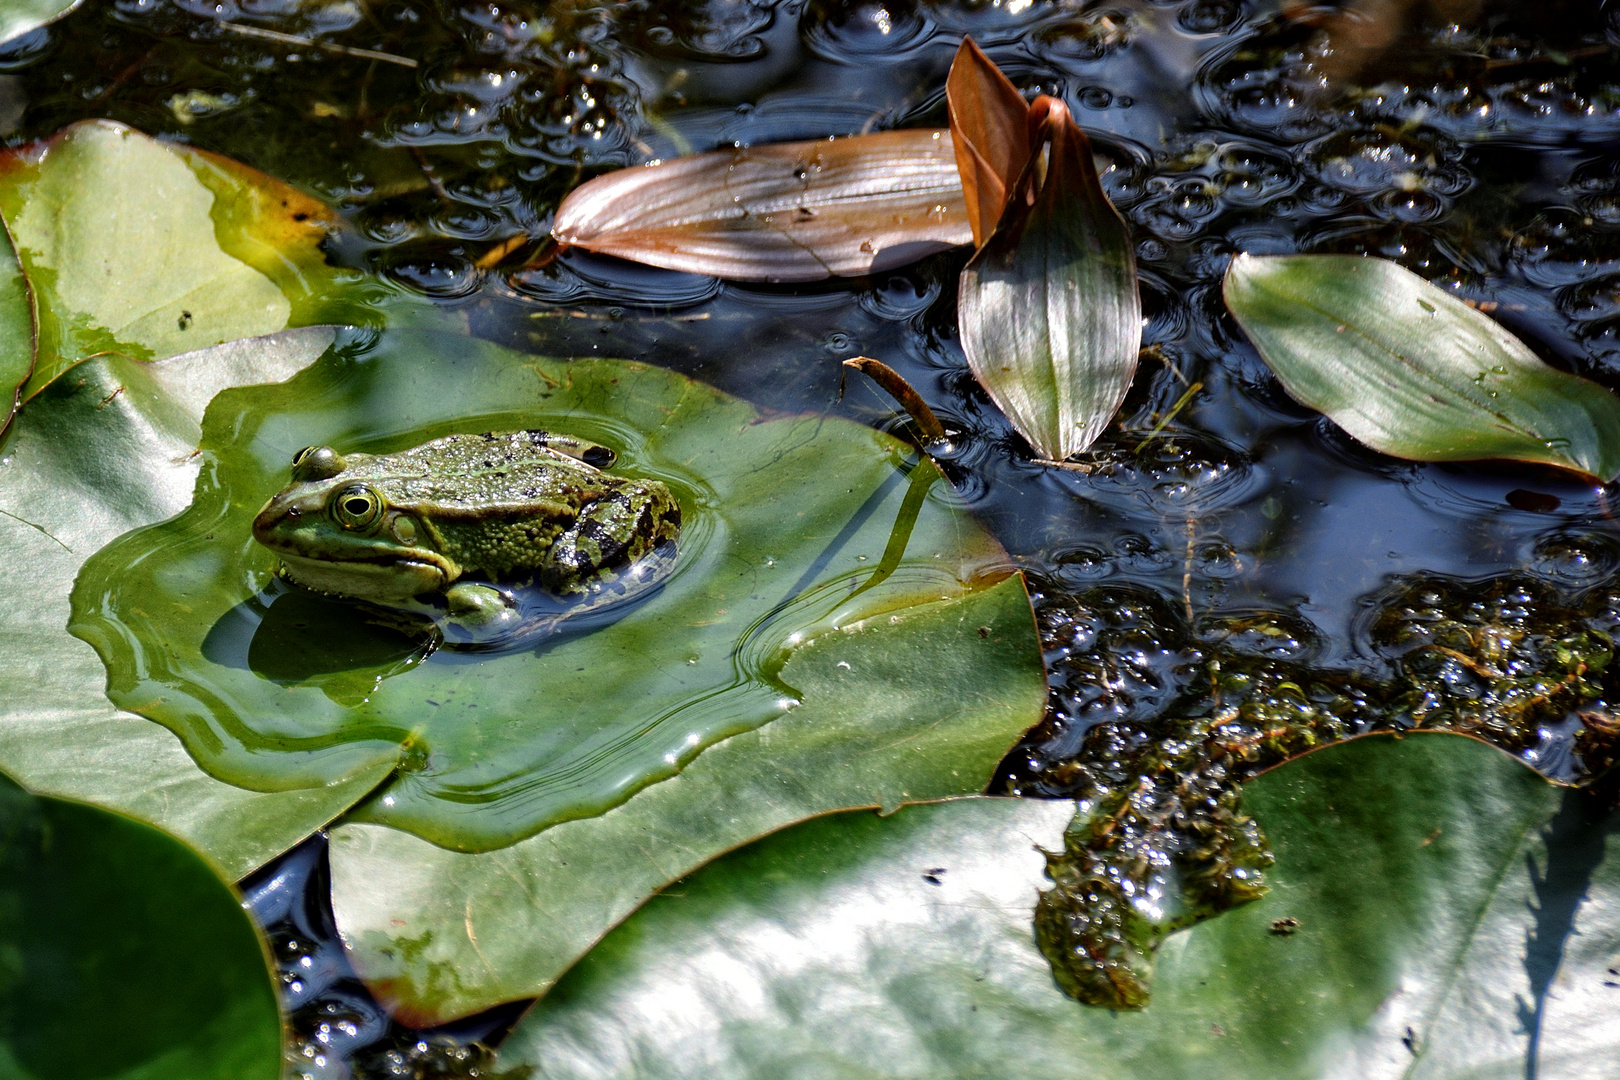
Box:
251 430 681 643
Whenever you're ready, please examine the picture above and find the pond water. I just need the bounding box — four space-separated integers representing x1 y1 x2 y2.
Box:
9 0 1620 1071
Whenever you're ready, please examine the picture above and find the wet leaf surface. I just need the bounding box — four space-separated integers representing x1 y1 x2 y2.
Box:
328 573 1044 1024
0 0 83 45
0 223 33 432
1223 253 1620 481
0 120 362 416
70 327 1029 853
0 327 393 878
549 129 972 281
0 768 281 1079
957 97 1141 461
496 732 1614 1080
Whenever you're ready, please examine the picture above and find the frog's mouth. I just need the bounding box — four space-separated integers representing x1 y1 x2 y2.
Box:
253 496 462 602
272 552 457 603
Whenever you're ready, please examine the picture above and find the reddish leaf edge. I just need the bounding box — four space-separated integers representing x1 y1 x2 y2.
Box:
946 37 1030 248
959 94 1141 460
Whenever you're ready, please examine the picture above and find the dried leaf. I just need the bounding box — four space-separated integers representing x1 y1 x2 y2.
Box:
958 98 1141 460
946 37 1030 248
550 129 972 282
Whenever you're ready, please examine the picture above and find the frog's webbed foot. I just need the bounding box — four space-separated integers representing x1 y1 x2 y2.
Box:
443 582 523 642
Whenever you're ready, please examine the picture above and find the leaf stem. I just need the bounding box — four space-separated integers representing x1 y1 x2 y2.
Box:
1134 381 1204 454
840 357 948 444
215 21 420 68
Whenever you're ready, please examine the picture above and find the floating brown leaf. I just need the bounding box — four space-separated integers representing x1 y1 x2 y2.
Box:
549 129 972 282
957 97 1141 460
946 37 1030 248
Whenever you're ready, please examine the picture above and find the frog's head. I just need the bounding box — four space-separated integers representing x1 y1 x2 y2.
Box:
251 446 461 602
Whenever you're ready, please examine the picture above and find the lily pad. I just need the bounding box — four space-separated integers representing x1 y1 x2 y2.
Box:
0 327 394 878
0 225 32 429
1223 253 1620 481
0 768 281 1079
0 119 368 425
496 732 1614 1079
0 0 83 46
69 327 1032 852
328 573 1043 1024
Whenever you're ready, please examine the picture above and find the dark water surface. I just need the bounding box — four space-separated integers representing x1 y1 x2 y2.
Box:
11 0 1620 1071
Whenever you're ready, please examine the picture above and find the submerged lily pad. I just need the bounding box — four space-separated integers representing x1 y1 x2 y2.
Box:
0 328 393 878
0 768 281 1079
0 119 369 424
496 732 1612 1079
69 327 1032 852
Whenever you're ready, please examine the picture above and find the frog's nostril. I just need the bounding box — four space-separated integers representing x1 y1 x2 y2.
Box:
250 502 281 542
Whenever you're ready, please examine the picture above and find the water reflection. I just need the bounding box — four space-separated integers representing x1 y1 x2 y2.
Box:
204 579 432 686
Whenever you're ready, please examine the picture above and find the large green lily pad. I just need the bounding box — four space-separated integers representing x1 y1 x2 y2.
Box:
69 327 1034 852
496 732 1616 1079
328 572 1042 1024
0 328 393 878
0 119 372 428
0 768 281 1079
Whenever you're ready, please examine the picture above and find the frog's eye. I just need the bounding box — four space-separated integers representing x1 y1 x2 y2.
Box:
331 485 383 530
291 446 347 482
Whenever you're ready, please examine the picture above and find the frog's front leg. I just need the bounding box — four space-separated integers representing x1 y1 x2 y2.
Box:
443 581 522 636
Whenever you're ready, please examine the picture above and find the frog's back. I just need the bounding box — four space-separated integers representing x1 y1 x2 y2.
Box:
353 432 600 512
352 431 676 584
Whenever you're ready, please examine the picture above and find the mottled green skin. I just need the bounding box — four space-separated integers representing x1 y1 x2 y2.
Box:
251 431 680 625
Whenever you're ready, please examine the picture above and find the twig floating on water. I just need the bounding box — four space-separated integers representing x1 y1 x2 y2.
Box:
215 22 419 68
